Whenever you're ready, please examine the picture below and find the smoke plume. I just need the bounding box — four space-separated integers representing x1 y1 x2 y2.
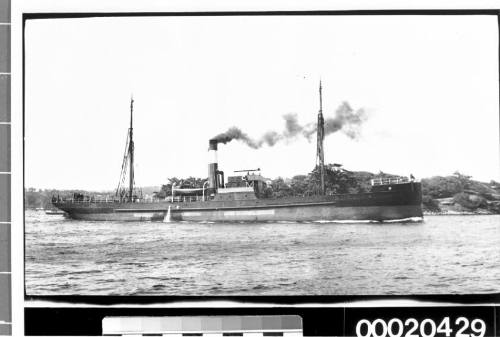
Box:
211 101 367 148
211 127 260 149
325 102 367 139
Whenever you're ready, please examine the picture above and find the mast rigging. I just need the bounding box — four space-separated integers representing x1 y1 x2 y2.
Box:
128 97 135 202
115 97 135 201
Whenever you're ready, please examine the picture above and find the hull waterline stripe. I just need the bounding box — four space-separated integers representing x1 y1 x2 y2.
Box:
113 200 420 213
114 200 342 212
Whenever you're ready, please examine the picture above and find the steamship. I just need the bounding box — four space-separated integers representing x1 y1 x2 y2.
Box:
52 86 423 222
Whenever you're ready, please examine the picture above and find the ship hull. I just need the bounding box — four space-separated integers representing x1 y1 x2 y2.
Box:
173 204 421 222
53 183 423 222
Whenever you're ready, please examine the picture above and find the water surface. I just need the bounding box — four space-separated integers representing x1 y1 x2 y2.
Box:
25 211 500 295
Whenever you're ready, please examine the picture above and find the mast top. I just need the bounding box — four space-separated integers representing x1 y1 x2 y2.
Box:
130 95 134 129
319 79 323 114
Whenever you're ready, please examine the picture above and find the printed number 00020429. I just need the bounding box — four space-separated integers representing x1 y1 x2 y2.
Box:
355 317 486 337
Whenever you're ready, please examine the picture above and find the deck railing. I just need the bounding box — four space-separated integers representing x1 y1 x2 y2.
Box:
370 177 410 186
167 195 209 203
53 195 212 204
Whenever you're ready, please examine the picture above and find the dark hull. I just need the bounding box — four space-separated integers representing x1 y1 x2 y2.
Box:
53 182 423 222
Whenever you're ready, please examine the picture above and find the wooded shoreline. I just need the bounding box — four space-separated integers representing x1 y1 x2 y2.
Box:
26 168 500 214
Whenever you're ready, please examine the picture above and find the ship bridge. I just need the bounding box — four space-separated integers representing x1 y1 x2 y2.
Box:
220 169 270 200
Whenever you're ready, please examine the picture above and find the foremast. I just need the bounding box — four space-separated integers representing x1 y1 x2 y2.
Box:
116 97 135 202
128 97 135 202
316 80 325 195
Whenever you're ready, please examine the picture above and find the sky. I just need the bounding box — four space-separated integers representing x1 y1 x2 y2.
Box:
24 15 500 190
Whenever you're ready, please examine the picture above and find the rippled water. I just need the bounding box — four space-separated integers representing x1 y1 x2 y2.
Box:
25 211 500 295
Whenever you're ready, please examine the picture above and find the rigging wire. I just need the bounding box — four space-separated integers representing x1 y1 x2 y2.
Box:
116 130 130 197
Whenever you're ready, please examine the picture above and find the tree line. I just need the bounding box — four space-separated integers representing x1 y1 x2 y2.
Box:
25 168 500 213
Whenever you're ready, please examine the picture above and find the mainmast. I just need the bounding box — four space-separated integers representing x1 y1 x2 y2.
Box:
317 80 325 195
128 97 135 202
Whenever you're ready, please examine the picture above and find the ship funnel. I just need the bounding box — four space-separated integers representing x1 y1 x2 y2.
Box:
208 139 218 190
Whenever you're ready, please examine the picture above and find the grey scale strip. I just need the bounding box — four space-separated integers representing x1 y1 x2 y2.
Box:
0 0 11 335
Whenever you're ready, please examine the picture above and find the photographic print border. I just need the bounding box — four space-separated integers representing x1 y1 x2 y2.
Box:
21 8 500 306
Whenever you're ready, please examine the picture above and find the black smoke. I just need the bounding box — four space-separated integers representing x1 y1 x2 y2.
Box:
325 102 367 139
211 127 260 149
211 101 367 148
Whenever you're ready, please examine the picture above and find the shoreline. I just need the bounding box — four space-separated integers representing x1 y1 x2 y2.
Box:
423 211 497 216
